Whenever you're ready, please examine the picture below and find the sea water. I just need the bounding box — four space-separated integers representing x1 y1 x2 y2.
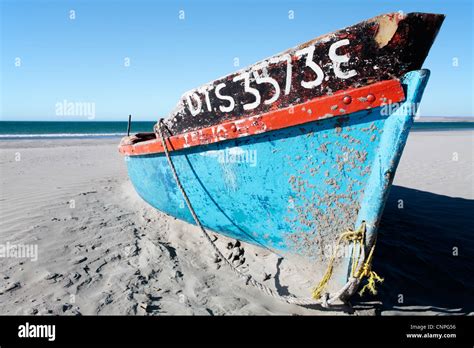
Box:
0 121 156 139
0 120 473 139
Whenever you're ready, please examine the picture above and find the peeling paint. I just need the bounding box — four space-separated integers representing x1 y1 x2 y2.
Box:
374 14 401 48
163 13 444 135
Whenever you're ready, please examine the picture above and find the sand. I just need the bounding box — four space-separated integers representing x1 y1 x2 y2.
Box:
0 131 472 315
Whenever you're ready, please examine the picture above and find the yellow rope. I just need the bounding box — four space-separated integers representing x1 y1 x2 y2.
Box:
312 223 365 299
311 222 383 299
356 238 384 296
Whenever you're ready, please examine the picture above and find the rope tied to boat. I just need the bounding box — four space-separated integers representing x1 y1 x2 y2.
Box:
311 222 383 300
356 238 384 296
155 119 381 307
312 223 366 300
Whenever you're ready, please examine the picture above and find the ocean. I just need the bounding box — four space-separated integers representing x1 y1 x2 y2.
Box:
0 120 473 139
0 121 156 139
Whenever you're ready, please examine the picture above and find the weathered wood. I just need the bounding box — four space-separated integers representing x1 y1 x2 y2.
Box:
164 12 444 135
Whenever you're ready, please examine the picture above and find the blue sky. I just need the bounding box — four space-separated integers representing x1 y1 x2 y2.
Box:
1 0 472 121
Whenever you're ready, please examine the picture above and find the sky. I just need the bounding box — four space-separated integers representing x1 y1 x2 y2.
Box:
1 0 473 121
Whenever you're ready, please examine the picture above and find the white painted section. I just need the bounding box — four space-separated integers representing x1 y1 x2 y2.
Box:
215 83 235 113
253 71 280 105
233 72 261 111
295 45 324 88
329 39 358 79
185 92 202 116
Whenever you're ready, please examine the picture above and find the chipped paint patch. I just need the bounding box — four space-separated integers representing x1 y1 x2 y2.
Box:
160 13 444 135
374 14 401 48
277 111 385 259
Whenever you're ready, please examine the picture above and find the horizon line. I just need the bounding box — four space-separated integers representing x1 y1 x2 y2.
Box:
1 116 474 122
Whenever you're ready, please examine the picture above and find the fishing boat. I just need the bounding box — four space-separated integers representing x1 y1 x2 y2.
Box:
119 12 444 305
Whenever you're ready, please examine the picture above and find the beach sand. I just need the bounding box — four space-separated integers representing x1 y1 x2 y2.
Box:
0 131 472 315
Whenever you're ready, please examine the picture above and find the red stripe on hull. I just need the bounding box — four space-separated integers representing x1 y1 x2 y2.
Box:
119 79 405 156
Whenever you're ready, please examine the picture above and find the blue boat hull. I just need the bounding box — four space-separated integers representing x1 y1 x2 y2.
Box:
125 70 429 279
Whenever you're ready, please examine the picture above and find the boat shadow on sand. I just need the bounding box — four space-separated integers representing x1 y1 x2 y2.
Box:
355 185 474 315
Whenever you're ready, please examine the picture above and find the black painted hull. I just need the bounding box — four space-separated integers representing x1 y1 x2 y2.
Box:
164 12 444 135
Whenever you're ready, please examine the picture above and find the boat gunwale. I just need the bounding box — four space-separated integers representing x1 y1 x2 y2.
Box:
119 79 405 156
